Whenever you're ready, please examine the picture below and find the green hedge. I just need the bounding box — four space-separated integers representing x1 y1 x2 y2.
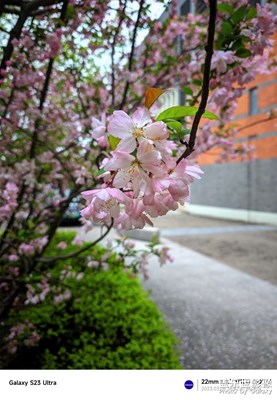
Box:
7 232 181 369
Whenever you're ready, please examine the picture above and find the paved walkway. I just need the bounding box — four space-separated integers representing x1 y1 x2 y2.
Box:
142 238 277 369
161 224 277 236
154 211 277 286
61 213 277 369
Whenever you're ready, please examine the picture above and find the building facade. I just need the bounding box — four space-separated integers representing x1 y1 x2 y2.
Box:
161 0 277 225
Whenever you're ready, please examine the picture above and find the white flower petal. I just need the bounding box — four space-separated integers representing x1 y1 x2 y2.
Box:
107 111 133 138
113 170 130 188
144 122 168 140
117 136 137 153
132 107 151 127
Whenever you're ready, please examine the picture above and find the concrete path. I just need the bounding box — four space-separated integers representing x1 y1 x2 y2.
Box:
161 224 277 236
60 218 277 369
154 211 277 286
142 238 277 369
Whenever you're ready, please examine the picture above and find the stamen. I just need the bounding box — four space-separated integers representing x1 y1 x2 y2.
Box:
133 127 144 139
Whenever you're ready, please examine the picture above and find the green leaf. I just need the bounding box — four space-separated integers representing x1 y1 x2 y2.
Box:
165 119 183 133
192 79 202 86
66 4 75 19
108 135 120 150
232 6 246 24
231 38 242 51
246 7 257 21
183 87 193 96
156 106 219 122
180 129 191 137
221 21 233 36
217 4 233 15
96 168 105 177
235 48 251 58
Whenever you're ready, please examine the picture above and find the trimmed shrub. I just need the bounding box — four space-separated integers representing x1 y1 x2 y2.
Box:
7 232 181 369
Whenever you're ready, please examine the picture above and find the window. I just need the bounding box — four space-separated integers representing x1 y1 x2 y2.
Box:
250 0 264 6
178 1 191 54
179 90 186 106
249 87 258 115
180 0 191 16
195 0 207 13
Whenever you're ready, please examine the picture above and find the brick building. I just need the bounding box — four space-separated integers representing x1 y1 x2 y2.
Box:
161 0 277 225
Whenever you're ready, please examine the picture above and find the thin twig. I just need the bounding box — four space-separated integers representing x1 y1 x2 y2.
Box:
120 0 144 109
37 220 114 263
111 0 127 107
176 0 217 164
237 114 277 133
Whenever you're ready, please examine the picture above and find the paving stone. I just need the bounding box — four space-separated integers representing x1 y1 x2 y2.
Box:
142 238 277 369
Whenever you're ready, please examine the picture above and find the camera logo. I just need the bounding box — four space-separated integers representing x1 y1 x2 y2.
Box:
184 380 194 390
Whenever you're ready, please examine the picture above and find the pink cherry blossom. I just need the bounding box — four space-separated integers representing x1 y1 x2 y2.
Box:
211 51 236 75
81 187 130 225
19 243 35 256
107 107 168 153
8 254 19 262
91 113 108 147
115 198 153 230
47 30 62 58
57 241 67 250
104 141 163 196
143 192 179 218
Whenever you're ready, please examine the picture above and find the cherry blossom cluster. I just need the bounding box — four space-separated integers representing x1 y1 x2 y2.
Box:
1 0 276 358
81 106 203 229
0 183 18 220
131 1 277 161
5 321 40 354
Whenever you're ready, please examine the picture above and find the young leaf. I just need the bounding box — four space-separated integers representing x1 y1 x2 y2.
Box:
231 38 242 51
97 168 106 177
179 129 191 137
246 7 257 21
217 4 233 15
156 106 219 122
170 129 191 141
108 135 121 150
221 21 233 36
183 87 193 96
144 88 167 109
192 79 202 86
232 6 246 24
235 48 251 58
165 119 183 133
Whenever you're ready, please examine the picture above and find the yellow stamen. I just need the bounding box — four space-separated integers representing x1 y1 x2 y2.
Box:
133 127 144 139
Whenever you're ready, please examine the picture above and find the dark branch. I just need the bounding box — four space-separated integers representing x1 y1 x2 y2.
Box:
176 0 217 164
0 8 28 81
237 114 277 133
37 221 114 263
0 0 64 81
111 0 127 107
3 1 23 5
119 0 144 109
29 0 68 157
2 7 21 15
26 0 63 13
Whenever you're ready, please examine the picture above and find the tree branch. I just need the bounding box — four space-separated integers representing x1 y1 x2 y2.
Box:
37 220 114 263
29 0 68 157
2 7 21 15
176 0 217 165
237 114 277 133
0 6 28 81
111 0 127 107
0 0 64 82
119 0 144 109
26 0 63 13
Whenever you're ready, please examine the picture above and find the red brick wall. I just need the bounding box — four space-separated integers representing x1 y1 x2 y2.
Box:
198 32 277 165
